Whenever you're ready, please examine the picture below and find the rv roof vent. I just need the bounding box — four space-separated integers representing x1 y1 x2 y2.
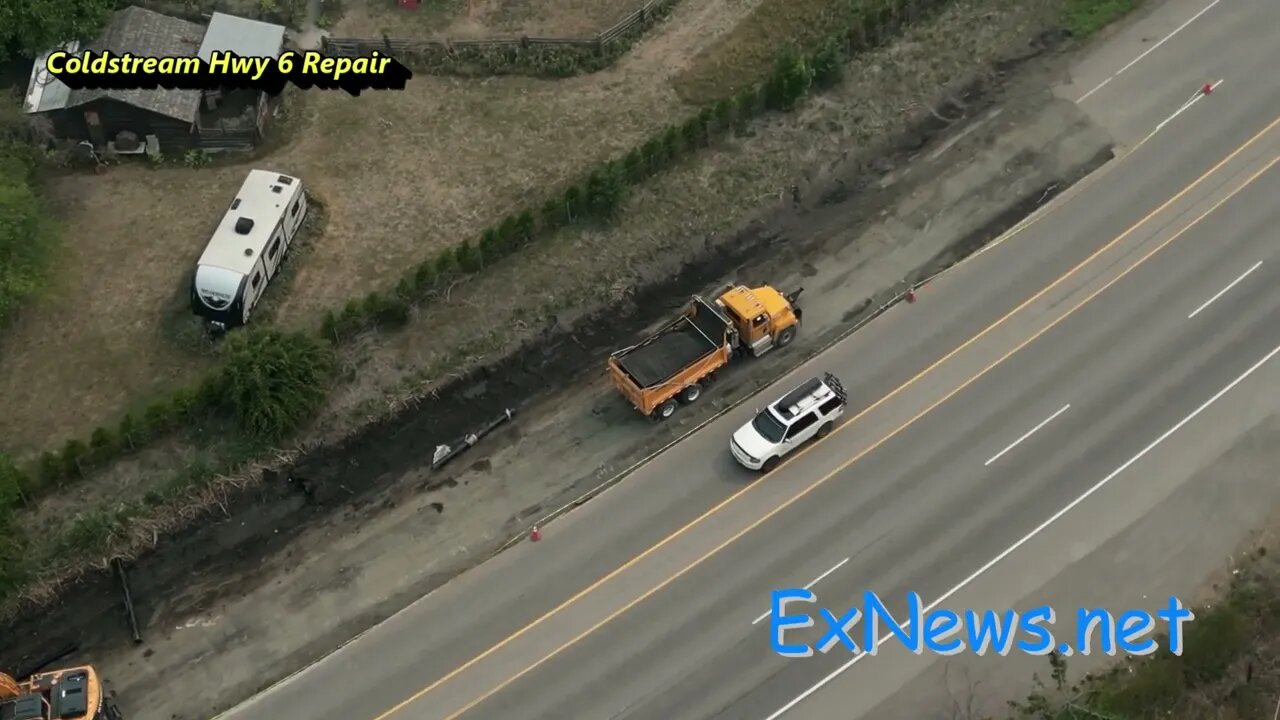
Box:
230 198 241 209
277 175 294 185
243 248 254 257
271 185 283 193
235 217 254 234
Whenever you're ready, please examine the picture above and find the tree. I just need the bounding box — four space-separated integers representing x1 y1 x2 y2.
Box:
0 0 115 62
0 152 49 327
214 329 333 441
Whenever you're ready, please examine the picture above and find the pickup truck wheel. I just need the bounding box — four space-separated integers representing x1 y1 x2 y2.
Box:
816 421 833 439
655 399 678 420
762 456 780 473
776 326 797 348
679 383 702 404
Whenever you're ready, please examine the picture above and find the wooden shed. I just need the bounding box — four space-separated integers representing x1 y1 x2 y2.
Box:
25 6 206 154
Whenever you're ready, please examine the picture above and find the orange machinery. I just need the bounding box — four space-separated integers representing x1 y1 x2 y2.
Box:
0 665 123 720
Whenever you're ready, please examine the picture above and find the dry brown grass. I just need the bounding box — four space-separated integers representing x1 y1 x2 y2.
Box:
5 0 1070 613
337 0 651 39
0 0 768 457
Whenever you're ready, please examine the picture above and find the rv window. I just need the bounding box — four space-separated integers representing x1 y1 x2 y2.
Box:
251 273 262 289
269 237 282 258
291 201 300 217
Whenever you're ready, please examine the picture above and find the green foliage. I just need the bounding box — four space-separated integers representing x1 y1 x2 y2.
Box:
479 226 503 261
414 260 437 289
810 36 846 88
540 197 564 231
213 329 333 441
88 426 115 462
734 86 761 124
455 240 483 274
1063 0 1137 38
362 291 411 328
183 149 211 168
584 163 627 220
680 117 703 149
513 211 536 246
434 246 459 276
623 148 646 183
764 44 814 111
563 185 583 222
711 98 735 133
660 125 681 161
118 413 139 450
0 0 114 61
0 147 56 329
0 453 26 519
60 438 87 479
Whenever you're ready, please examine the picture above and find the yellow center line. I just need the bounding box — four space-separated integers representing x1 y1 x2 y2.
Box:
370 113 1280 720
436 154 1278 720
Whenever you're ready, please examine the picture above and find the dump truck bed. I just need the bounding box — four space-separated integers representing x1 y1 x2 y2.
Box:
612 297 731 388
615 322 719 388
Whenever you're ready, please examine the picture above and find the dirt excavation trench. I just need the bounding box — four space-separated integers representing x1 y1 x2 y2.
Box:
1 33 1116 719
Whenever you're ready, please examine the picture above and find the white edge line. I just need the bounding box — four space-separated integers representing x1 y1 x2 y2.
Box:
763 339 1280 720
753 558 851 625
983 403 1071 467
1155 79 1224 133
1188 259 1261 319
1076 0 1222 103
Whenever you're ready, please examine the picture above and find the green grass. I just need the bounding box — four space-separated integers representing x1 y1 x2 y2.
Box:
1062 0 1137 38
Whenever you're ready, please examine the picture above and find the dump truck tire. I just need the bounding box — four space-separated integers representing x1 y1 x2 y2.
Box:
679 383 702 404
655 399 678 420
776 326 797 348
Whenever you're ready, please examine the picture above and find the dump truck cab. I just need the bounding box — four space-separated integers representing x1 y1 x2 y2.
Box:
712 284 803 357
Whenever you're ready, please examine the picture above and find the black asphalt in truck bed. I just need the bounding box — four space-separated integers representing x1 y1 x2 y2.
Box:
616 323 719 389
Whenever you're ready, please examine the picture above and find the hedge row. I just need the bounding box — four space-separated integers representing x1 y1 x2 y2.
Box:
12 0 952 509
7 330 331 505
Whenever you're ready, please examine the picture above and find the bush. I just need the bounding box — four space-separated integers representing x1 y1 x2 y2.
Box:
641 138 663 172
623 148 646 183
810 36 846 89
734 86 761 125
540 197 563 231
0 453 27 519
414 259 437 289
513 211 536 246
142 400 174 440
0 149 56 329
711 98 735 133
479 227 503 260
118 412 139 451
563 185 583 223
584 163 627 220
764 44 814 111
214 329 334 441
37 451 61 486
455 239 483 273
60 438 87 479
680 117 702 149
88 426 115 462
660 126 681 161
434 246 458 277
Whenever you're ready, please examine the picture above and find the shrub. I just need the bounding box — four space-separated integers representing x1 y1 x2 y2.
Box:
37 451 61 486
711 98 735 133
479 227 503 260
496 215 519 250
623 148 646 183
513 211 536 246
0 453 26 519
680 117 702 149
641 138 662 172
434 246 458 276
375 296 410 327
563 185 583 223
764 44 814 111
118 412 139 450
414 260 437 290
540 197 563 231
660 125 681 160
214 329 334 441
734 86 761 126
142 400 173 440
88 426 115 462
810 36 846 89
0 149 56 329
584 163 627 220
394 276 416 301
455 239 483 273
60 438 87 479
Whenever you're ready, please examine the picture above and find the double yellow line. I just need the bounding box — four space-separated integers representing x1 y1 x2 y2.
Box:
376 113 1280 720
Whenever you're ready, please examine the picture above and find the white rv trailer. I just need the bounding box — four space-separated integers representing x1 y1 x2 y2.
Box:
190 169 307 329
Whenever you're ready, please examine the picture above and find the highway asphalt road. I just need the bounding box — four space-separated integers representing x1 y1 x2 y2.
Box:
217 1 1280 719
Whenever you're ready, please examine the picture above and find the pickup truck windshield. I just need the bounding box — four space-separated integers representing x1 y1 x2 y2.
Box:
751 409 787 443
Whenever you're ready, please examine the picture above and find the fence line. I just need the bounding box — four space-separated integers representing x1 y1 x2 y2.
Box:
321 0 678 61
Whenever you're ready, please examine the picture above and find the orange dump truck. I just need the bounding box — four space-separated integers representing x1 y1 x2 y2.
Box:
608 283 804 420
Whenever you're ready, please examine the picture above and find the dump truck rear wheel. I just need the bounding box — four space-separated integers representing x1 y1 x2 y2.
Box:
655 399 678 420
776 326 797 348
679 383 702 404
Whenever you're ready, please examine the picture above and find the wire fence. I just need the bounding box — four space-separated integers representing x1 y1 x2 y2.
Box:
321 0 678 68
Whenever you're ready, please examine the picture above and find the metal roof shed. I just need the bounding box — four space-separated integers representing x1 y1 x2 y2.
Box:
197 12 286 62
